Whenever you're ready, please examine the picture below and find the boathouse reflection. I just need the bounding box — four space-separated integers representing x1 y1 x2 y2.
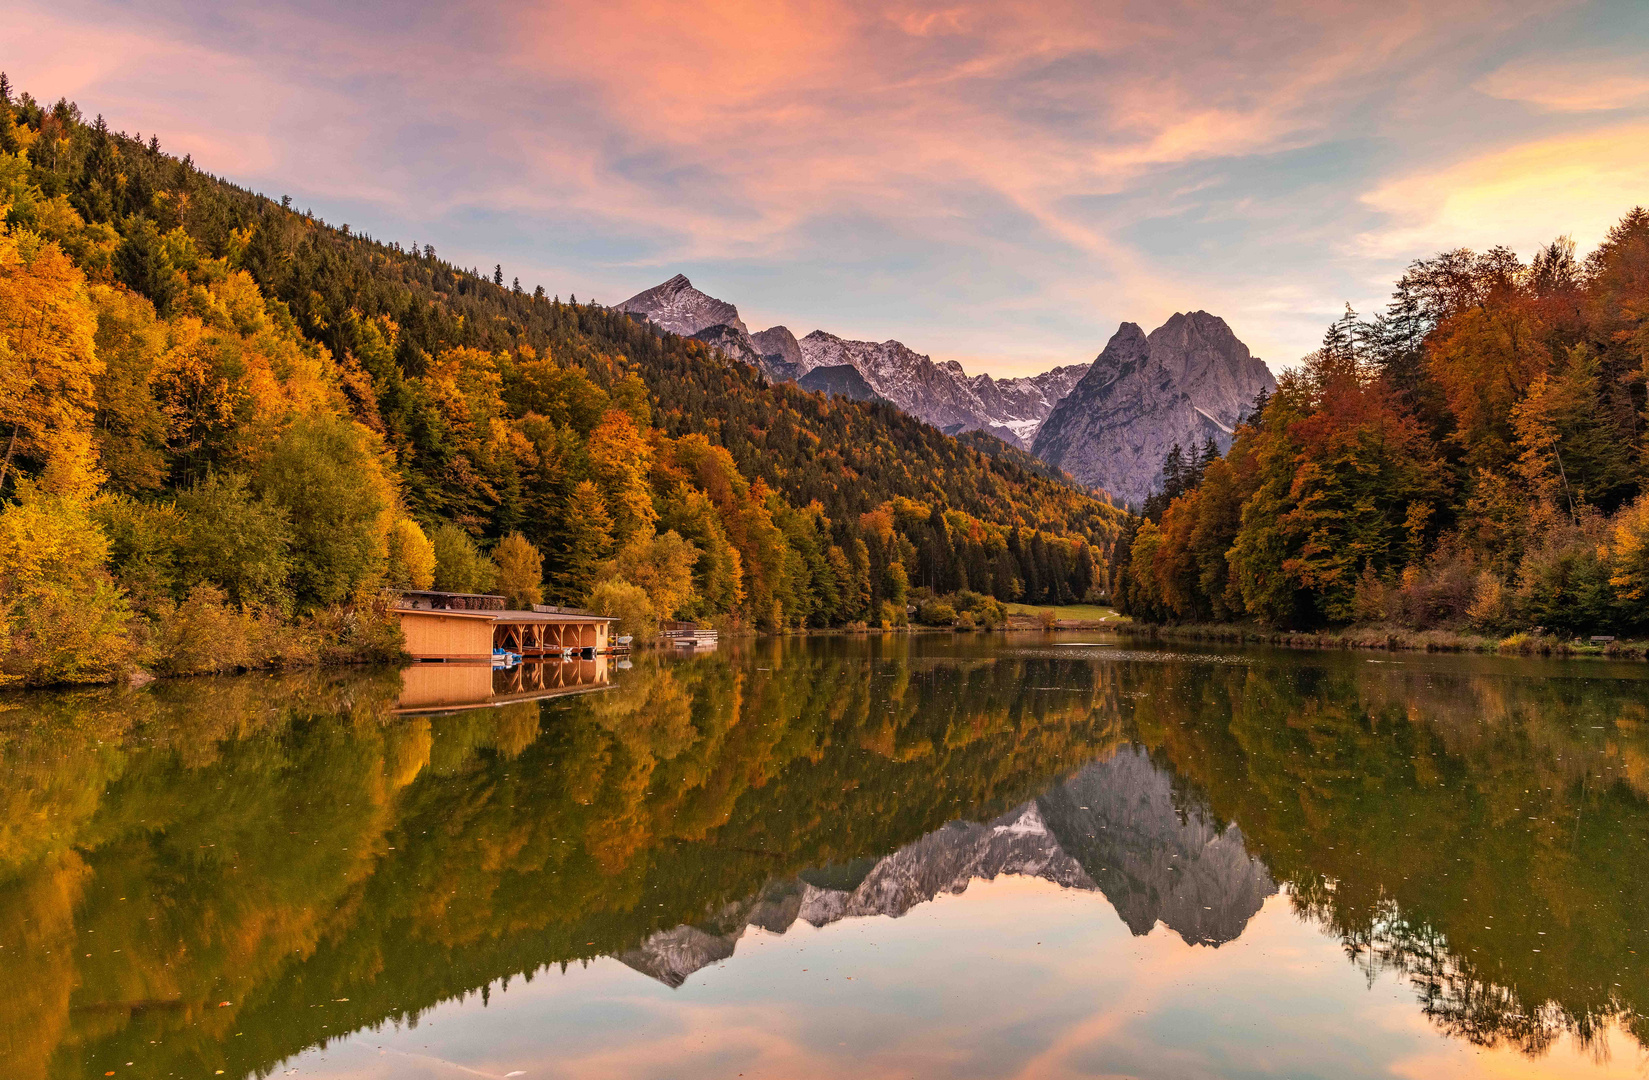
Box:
394 657 611 714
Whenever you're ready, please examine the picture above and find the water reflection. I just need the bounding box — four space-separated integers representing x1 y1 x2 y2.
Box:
395 658 611 714
0 639 1644 1078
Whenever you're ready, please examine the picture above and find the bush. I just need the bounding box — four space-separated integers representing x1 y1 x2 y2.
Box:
0 488 135 686
150 583 257 675
1037 608 1057 630
1466 571 1512 631
916 600 956 626
1516 516 1617 634
587 577 656 642
308 590 405 664
149 584 320 676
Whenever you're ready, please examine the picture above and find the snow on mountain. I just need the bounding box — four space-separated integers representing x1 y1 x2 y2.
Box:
614 746 1276 987
613 276 1083 447
615 274 745 337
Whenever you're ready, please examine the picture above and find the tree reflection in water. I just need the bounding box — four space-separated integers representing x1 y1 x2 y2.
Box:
0 638 1644 1079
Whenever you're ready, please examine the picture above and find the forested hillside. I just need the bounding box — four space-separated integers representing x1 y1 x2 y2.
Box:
0 78 1125 685
1118 214 1649 636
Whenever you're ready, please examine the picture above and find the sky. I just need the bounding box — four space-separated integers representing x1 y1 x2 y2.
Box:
11 0 1649 376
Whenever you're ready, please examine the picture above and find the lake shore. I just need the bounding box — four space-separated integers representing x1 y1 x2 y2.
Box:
1113 621 1649 659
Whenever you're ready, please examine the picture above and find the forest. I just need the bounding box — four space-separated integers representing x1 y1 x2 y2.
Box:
1117 209 1649 637
0 78 1126 686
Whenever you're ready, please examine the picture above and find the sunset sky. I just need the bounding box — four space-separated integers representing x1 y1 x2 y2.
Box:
12 0 1649 375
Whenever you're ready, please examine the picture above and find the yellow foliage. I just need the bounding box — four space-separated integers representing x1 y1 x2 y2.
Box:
0 222 103 477
494 532 545 609
609 530 700 621
385 518 437 591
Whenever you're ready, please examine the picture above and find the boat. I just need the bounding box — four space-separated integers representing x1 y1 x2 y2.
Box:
491 648 521 669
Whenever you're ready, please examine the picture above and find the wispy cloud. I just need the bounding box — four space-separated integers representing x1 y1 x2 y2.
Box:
8 0 1647 372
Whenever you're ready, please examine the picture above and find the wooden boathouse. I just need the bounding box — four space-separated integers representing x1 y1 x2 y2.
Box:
394 591 614 662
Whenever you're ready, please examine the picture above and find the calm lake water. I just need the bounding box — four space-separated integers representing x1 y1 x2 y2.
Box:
3 633 1648 1079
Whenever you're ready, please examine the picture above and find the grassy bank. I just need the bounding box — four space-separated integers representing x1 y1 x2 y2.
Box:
1115 621 1649 659
1003 602 1128 628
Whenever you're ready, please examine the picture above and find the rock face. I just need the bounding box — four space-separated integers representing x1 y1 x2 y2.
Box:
1037 747 1276 947
798 363 883 403
613 276 1086 448
750 325 805 382
967 364 1094 447
1032 312 1276 506
797 331 1010 434
616 274 745 338
615 745 1275 987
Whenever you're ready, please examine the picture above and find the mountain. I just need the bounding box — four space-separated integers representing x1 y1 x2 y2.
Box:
1033 313 1277 506
967 364 1094 447
615 273 746 337
615 746 1274 986
797 331 1010 434
614 276 1085 449
797 363 883 403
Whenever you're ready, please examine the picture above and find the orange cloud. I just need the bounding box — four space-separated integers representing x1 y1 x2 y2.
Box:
1477 52 1649 112
1358 122 1649 256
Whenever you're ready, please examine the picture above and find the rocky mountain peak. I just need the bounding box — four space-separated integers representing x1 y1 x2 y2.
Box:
1032 313 1275 506
616 275 748 338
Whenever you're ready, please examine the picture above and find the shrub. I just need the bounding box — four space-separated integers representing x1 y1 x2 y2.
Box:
0 488 135 686
1037 608 1057 630
150 583 256 676
956 610 977 630
309 590 405 664
1466 571 1512 631
1516 515 1617 634
916 600 956 626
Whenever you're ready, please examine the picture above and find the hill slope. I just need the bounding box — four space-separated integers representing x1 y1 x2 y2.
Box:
0 79 1128 679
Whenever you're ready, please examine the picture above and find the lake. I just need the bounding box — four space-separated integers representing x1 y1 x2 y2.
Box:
2 633 1646 1079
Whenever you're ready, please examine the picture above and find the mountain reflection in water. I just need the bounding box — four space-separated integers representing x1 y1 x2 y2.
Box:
1 636 1646 1079
621 747 1276 987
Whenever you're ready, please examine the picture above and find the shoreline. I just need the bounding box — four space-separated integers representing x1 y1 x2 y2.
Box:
1113 621 1649 660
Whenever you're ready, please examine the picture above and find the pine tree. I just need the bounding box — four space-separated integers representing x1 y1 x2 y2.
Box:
559 480 613 602
493 265 503 287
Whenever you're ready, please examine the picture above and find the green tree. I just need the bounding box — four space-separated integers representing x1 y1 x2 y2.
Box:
175 471 294 608
256 414 393 608
494 531 544 609
430 522 497 594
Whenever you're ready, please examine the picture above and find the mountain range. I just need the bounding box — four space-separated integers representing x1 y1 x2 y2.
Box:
616 275 1275 505
616 746 1277 987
